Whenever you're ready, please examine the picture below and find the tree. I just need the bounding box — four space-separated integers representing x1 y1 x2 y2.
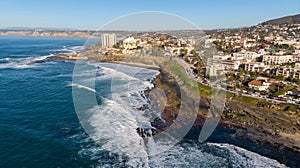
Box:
269 83 278 93
190 49 196 56
273 75 285 81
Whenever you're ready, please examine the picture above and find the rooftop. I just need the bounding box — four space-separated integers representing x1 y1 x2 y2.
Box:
249 80 264 86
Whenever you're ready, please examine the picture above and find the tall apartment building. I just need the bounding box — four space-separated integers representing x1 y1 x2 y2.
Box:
101 33 116 48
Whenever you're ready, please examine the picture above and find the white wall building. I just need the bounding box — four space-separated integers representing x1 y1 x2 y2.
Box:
123 37 138 50
262 55 293 65
272 67 300 79
206 63 225 77
232 52 261 62
212 55 231 60
248 80 270 91
243 62 267 72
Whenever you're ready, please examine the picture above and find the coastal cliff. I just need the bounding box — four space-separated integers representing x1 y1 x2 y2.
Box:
151 68 300 167
52 53 300 166
0 30 132 39
0 30 93 38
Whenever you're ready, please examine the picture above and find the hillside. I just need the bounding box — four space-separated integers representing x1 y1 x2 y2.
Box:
262 14 300 25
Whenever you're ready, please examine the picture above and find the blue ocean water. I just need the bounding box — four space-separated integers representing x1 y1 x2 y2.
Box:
0 36 102 167
0 36 289 168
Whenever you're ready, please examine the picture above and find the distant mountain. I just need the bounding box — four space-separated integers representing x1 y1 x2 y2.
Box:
262 14 300 25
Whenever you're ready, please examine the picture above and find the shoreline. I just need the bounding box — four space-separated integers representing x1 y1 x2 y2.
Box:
51 54 300 166
150 67 300 167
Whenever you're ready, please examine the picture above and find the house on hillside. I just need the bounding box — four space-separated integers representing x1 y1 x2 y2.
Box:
248 80 270 91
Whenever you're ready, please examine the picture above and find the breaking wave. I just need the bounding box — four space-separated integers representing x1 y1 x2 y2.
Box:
0 54 54 69
50 45 84 53
149 142 287 168
71 62 287 167
68 83 96 93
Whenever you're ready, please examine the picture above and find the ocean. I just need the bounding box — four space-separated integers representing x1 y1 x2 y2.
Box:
0 36 288 167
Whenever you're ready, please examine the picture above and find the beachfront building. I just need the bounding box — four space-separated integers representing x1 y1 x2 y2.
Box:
101 33 116 48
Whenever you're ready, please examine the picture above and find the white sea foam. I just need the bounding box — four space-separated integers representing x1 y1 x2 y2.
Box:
51 45 84 53
1 57 10 61
72 62 160 167
149 142 287 168
70 46 84 51
80 63 156 95
68 83 96 93
96 63 156 89
73 62 287 168
95 66 139 81
88 102 150 167
207 143 287 168
32 54 53 62
0 54 53 69
54 73 73 78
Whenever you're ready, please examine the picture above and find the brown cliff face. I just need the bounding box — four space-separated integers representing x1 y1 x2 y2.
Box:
149 69 300 153
148 70 300 166
222 98 300 151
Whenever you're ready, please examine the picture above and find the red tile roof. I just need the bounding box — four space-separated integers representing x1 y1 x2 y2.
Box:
248 80 263 86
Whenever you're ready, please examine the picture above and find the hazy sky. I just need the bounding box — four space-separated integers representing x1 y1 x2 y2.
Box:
0 0 299 30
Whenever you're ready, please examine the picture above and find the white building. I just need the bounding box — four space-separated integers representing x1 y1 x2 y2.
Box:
213 55 231 60
101 33 116 48
262 55 293 65
294 50 300 54
123 37 138 50
248 80 270 91
206 63 225 77
293 55 300 62
243 62 267 72
231 52 261 62
271 67 300 79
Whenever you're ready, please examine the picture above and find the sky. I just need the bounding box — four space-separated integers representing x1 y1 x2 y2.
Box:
0 0 299 30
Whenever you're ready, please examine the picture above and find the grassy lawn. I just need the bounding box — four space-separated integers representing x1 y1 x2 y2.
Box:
198 82 211 96
162 60 200 93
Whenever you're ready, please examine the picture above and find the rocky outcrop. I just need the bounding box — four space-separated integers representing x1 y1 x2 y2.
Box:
49 53 88 60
